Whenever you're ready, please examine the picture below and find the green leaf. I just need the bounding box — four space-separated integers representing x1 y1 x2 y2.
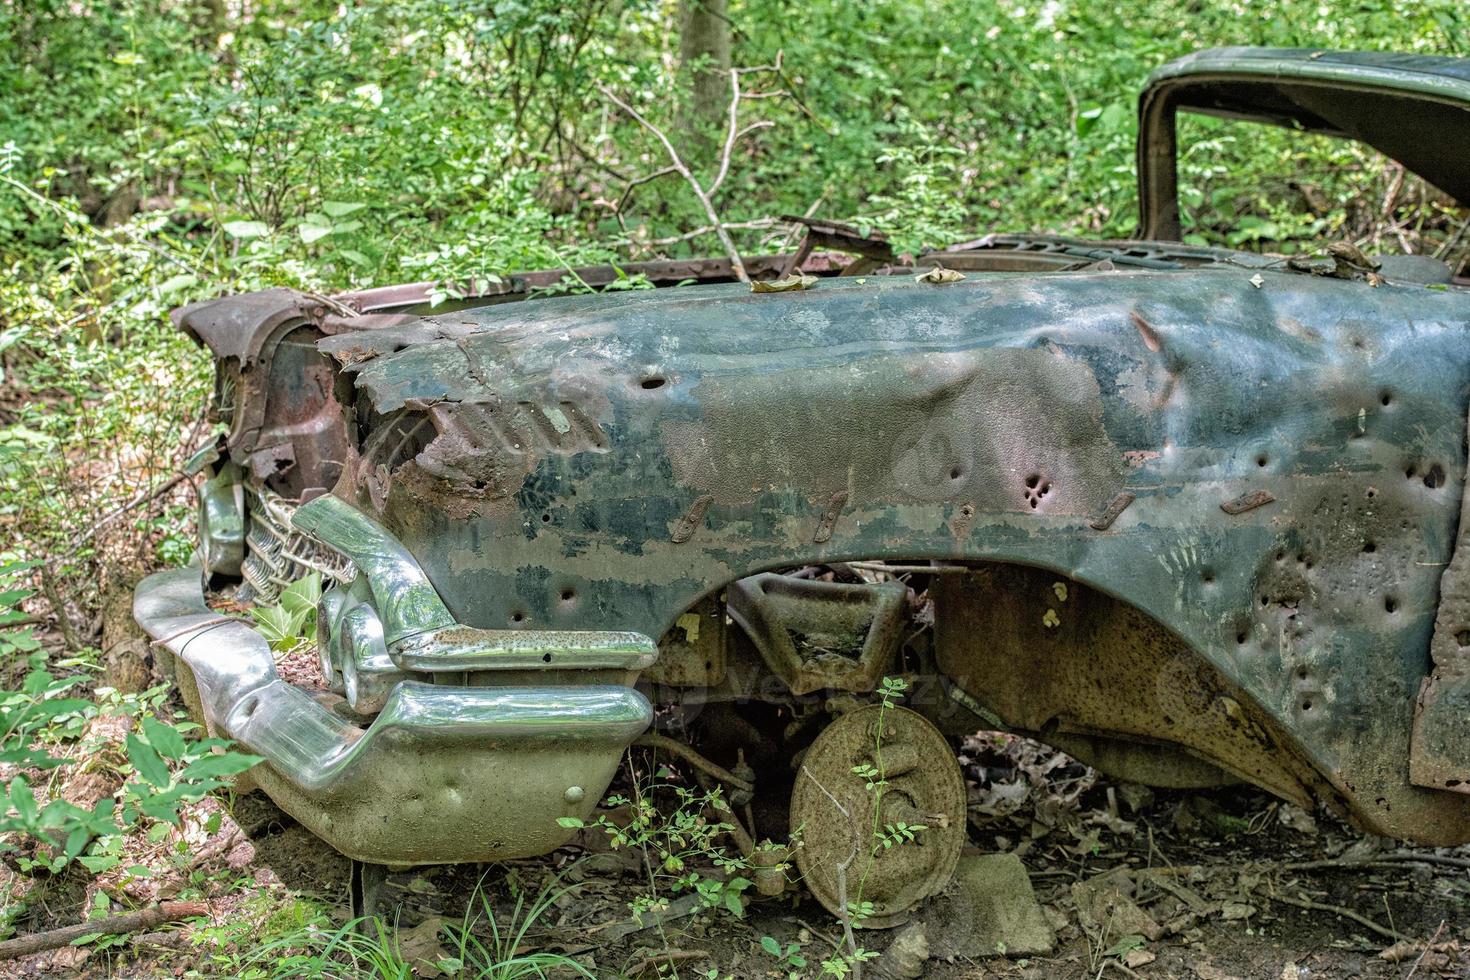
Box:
157 273 198 297
555 816 584 829
126 733 171 788
64 826 92 862
322 201 366 218
143 716 187 760
724 887 745 917
223 220 268 239
280 573 321 618
180 752 261 781
298 222 333 244
250 604 303 646
1103 934 1146 958
9 776 37 824
761 936 782 956
77 855 118 873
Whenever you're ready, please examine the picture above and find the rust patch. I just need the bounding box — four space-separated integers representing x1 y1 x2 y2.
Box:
1221 490 1276 515
661 348 1126 512
1411 413 1470 792
948 502 976 541
1130 309 1162 353
814 490 849 543
671 494 714 544
1123 450 1160 468
1089 491 1136 530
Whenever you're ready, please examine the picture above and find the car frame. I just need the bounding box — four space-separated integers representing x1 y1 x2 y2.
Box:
135 47 1470 922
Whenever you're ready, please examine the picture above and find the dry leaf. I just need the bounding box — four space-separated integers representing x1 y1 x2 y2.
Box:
1124 949 1156 968
916 267 966 284
751 274 817 293
399 916 450 977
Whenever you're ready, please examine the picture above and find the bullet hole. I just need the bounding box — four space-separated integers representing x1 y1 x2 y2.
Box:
1423 463 1446 489
1256 454 1268 468
542 652 553 663
541 513 552 523
1023 474 1050 509
1202 569 1215 584
1301 699 1313 712
1296 667 1309 680
560 588 576 602
1385 597 1398 614
950 466 963 480
1236 631 1247 644
1457 630 1470 648
1404 465 1416 481
1380 391 1392 407
640 376 666 390
511 611 526 624
1275 551 1286 562
1366 487 1378 499
1362 542 1376 554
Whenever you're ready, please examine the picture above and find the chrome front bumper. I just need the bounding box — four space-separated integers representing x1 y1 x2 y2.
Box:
134 563 653 866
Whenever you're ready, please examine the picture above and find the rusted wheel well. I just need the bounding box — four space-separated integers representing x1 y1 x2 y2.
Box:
647 559 1343 816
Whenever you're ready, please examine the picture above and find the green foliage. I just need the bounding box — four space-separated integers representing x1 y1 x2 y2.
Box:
582 776 757 923
250 572 322 650
203 878 594 979
0 561 259 877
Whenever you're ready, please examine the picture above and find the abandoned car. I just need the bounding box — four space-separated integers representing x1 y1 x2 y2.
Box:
135 47 1470 924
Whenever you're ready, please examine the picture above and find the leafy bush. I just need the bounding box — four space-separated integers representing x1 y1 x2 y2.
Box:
0 564 260 878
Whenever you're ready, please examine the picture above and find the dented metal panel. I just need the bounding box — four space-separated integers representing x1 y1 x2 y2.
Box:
322 267 1469 843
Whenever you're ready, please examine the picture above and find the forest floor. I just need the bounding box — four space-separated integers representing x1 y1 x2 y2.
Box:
3 662 1467 979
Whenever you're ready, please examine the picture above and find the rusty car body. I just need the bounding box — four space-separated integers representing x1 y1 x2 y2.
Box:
135 48 1470 922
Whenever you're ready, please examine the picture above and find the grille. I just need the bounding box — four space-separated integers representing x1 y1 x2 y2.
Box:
240 486 354 603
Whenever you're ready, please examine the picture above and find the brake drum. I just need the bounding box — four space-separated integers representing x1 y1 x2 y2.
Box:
790 704 966 927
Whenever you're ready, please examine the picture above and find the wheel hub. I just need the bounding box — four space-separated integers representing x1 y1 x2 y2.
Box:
790 703 965 927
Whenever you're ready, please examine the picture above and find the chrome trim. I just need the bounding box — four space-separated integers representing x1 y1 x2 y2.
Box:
290 493 455 647
394 625 658 672
133 563 653 865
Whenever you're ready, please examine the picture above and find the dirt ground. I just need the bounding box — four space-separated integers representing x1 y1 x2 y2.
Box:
7 726 1465 979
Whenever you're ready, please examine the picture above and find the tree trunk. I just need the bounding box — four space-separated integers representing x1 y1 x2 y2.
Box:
677 0 732 146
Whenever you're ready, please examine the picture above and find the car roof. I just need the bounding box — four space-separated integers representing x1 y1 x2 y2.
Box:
1139 46 1470 207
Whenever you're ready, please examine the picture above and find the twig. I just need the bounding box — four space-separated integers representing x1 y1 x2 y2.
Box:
708 63 778 198
614 166 679 218
1282 852 1470 872
57 471 188 565
628 948 710 975
597 85 747 282
633 733 754 793
846 562 972 576
0 901 208 961
186 827 244 870
37 565 83 651
640 218 778 247
1404 920 1446 980
1264 890 1399 942
799 764 862 980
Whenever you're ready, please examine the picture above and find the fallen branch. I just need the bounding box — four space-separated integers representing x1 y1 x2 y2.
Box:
1262 891 1398 943
597 84 748 282
0 901 208 961
1281 852 1470 873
